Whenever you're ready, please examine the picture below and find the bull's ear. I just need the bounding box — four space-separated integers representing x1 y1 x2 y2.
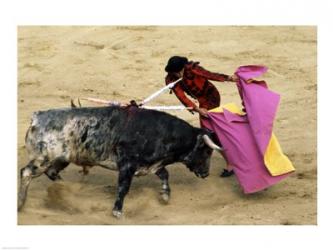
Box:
197 134 206 147
190 134 205 153
184 134 205 163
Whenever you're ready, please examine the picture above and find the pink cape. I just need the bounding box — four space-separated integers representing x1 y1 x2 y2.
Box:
201 65 290 193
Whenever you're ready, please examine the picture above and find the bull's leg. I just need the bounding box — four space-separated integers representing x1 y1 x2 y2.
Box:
45 159 69 181
18 160 48 211
78 166 91 176
112 164 135 218
155 167 170 204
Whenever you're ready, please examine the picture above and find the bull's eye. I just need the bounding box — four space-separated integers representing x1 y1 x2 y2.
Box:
203 150 211 157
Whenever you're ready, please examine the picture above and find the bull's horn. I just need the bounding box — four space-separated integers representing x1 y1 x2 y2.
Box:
77 98 82 107
202 134 223 151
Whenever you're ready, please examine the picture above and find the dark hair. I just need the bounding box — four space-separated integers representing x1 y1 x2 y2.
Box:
165 56 189 73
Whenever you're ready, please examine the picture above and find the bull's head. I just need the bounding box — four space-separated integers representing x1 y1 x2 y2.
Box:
184 132 223 178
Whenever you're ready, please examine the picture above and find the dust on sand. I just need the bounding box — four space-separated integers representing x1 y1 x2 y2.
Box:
17 26 316 225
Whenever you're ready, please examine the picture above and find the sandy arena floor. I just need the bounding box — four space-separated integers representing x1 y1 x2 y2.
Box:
17 26 316 225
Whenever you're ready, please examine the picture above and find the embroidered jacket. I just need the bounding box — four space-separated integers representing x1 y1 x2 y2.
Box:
165 61 230 110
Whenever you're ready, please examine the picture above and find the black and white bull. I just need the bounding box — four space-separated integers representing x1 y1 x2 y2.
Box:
18 105 222 217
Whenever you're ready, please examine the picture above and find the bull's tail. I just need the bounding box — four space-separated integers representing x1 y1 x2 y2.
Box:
18 179 31 211
18 163 33 211
18 160 49 211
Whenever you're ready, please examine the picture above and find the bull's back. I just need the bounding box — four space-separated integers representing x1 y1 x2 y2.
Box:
25 106 126 162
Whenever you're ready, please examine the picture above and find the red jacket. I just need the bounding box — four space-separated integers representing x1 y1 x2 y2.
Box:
165 61 230 110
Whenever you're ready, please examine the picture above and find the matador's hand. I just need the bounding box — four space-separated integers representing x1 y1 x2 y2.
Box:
197 108 209 118
229 74 239 82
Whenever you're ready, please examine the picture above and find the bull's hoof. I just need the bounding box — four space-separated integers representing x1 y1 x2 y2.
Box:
112 209 122 218
220 169 234 178
159 192 170 204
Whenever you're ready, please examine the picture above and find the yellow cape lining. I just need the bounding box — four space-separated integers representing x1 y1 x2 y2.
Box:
209 103 295 176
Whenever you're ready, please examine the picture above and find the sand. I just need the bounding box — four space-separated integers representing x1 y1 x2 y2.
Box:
17 26 316 225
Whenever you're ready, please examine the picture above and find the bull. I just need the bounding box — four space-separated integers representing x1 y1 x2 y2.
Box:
18 104 222 218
